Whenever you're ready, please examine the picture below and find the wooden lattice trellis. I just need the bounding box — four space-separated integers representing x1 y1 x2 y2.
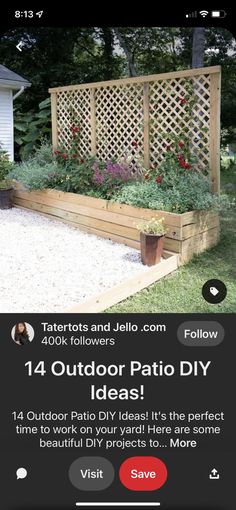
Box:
49 66 221 191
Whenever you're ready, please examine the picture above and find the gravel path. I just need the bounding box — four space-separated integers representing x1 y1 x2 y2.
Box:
0 208 147 312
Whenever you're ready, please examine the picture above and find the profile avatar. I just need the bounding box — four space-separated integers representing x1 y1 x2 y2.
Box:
12 322 34 346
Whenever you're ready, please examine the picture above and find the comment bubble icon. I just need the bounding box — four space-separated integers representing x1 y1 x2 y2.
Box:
16 467 27 480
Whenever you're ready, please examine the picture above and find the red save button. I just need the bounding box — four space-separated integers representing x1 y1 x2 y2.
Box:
119 456 167 491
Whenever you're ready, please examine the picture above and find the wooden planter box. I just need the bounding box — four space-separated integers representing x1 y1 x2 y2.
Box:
13 187 220 265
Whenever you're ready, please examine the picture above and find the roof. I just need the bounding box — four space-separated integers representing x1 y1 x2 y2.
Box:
0 64 31 89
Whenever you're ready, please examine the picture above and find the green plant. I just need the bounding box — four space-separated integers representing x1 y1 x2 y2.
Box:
137 217 166 235
56 157 97 193
91 158 143 198
9 160 63 190
0 145 14 188
113 171 225 214
14 98 51 159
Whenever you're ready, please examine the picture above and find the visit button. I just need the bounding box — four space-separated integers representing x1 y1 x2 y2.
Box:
119 456 167 491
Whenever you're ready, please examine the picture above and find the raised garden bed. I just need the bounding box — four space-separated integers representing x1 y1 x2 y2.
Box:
13 186 220 265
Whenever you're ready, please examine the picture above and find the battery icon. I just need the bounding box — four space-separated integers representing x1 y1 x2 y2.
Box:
211 10 227 18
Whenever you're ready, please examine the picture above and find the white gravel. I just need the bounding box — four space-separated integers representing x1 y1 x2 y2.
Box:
0 207 147 312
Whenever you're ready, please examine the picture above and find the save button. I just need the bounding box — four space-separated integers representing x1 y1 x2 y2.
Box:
119 456 167 491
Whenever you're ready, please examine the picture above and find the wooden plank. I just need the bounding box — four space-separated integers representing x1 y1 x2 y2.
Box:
90 88 96 156
73 224 140 249
16 184 209 229
13 192 141 230
14 197 182 253
13 187 219 260
13 205 140 250
181 209 219 226
209 72 221 192
48 66 221 93
13 192 183 240
65 253 178 313
163 237 181 253
180 227 220 264
182 215 220 240
107 201 182 227
14 188 108 210
13 198 141 241
51 92 58 149
143 82 150 167
181 226 220 252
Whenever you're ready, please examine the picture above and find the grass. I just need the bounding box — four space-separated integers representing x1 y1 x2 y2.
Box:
107 167 236 313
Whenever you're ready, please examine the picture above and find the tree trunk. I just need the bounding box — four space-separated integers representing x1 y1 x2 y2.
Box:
192 27 205 68
113 28 137 77
101 27 114 80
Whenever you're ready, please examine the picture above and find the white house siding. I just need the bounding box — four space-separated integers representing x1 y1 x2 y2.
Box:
0 88 14 161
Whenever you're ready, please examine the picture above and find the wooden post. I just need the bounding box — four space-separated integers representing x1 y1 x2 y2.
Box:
143 82 150 168
50 92 58 150
209 71 221 192
90 88 96 156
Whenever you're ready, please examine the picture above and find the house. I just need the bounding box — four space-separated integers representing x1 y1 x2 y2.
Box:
0 64 31 160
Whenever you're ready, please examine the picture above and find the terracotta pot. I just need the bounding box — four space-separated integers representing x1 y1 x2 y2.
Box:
140 232 165 266
0 187 14 209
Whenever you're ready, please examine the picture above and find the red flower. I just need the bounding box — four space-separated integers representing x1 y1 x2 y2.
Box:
70 126 80 133
179 96 187 105
80 158 84 164
72 154 78 158
156 175 163 183
144 174 149 180
131 140 138 147
178 141 184 148
178 158 191 169
178 159 186 168
62 154 68 159
54 150 61 155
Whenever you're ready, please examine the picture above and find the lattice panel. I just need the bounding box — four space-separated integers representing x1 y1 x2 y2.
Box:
54 71 214 175
95 84 144 161
57 89 91 157
149 75 211 169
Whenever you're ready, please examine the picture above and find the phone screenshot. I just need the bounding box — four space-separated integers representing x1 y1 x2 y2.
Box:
0 6 235 509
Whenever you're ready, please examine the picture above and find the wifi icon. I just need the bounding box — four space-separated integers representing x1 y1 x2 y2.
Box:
200 10 209 17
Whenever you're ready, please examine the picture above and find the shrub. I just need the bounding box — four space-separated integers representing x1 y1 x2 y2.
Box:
91 159 143 198
56 157 97 193
14 98 51 160
0 145 14 187
12 140 143 197
8 142 61 190
113 172 222 213
31 141 55 165
9 160 63 190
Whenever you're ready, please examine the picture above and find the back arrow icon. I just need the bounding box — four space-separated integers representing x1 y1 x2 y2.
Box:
16 42 23 52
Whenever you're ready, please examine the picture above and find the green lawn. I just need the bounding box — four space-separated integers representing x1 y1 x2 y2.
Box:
107 168 236 313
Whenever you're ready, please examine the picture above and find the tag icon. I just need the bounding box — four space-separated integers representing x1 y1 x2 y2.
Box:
209 286 219 296
202 279 227 304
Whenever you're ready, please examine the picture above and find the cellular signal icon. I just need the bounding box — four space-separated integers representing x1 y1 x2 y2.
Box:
186 11 197 18
199 10 209 17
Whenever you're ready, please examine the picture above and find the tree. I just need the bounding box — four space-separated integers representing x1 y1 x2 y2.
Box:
113 28 137 77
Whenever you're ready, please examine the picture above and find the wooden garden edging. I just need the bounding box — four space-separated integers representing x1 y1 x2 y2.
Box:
49 66 221 192
13 187 220 265
65 251 178 313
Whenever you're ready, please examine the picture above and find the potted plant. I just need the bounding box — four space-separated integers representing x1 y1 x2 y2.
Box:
0 145 14 209
137 217 167 266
